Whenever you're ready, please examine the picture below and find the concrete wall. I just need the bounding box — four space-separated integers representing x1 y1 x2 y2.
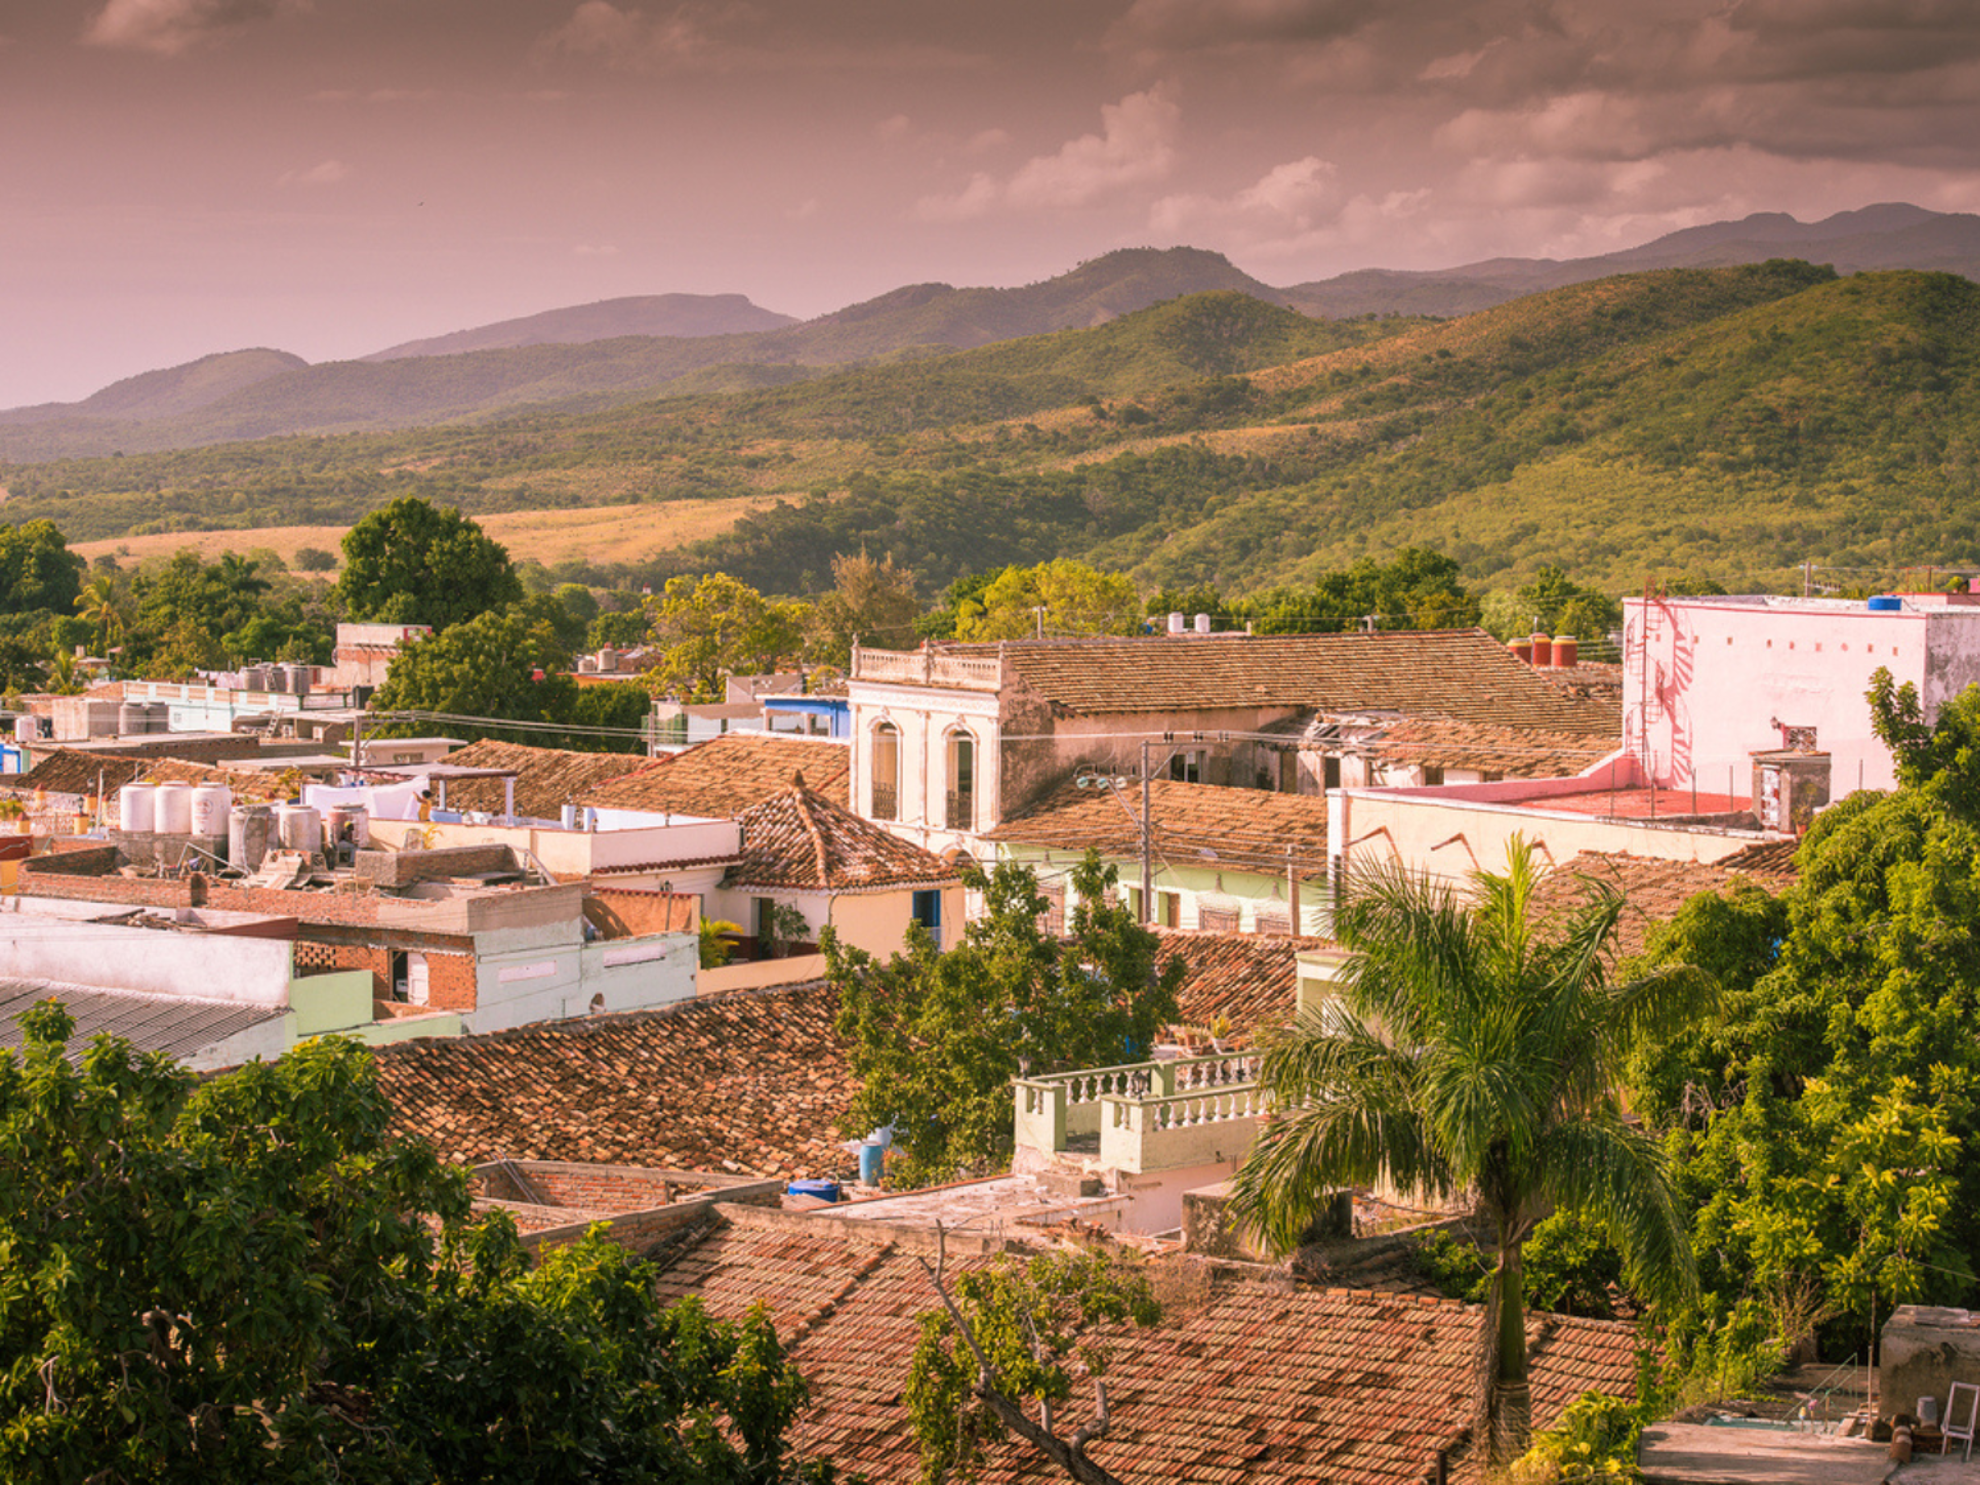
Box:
0 901 296 1004
847 679 1003 852
996 842 1323 936
470 928 695 1032
1620 595 1980 797
1882 1306 1980 1418
424 817 739 874
699 953 829 995
827 885 962 954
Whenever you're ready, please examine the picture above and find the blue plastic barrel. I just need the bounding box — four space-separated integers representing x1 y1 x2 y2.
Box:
858 1142 885 1188
786 1179 840 1202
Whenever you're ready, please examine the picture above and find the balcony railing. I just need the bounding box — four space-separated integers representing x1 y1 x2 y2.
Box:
946 789 974 831
1101 1083 1267 1173
1014 1051 1262 1149
871 783 898 821
852 647 1004 691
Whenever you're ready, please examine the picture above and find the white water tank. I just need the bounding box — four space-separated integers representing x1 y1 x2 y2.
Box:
1194 613 1212 634
229 804 273 871
190 783 233 836
1167 612 1185 635
278 804 323 856
152 782 193 835
118 784 156 835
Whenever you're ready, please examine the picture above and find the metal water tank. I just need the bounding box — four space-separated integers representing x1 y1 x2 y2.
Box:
282 663 311 695
153 782 193 835
277 804 323 856
118 784 156 835
190 783 233 836
228 804 273 870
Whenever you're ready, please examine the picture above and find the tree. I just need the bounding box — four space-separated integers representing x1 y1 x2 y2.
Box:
371 606 648 752
0 1002 828 1482
953 561 1141 642
0 519 84 618
337 497 522 631
73 572 127 654
810 550 920 665
1230 841 1705 1464
826 854 1183 1187
1481 566 1620 644
1244 548 1479 635
643 573 809 702
293 545 339 573
907 1246 1161 1485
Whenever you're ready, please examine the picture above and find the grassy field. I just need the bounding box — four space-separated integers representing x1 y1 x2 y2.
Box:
71 494 783 570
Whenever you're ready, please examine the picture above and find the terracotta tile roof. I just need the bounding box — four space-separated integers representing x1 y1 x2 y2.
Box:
988 778 1331 876
1366 718 1617 779
1154 929 1334 1039
942 630 1618 733
653 1207 1642 1484
426 739 648 820
1538 661 1624 706
3 749 289 803
1535 849 1798 962
730 787 960 894
580 734 852 819
372 983 856 1178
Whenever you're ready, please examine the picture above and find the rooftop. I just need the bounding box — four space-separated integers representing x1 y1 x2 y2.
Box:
372 982 855 1178
0 979 284 1064
407 738 648 820
730 786 961 894
1155 929 1334 1039
855 630 1619 733
651 1205 1642 1484
581 733 852 818
1365 717 1618 779
1534 847 1800 961
988 776 1331 876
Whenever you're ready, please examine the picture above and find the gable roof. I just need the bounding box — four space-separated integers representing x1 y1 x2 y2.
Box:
652 1206 1641 1484
4 749 290 803
949 630 1618 732
580 734 852 819
372 983 855 1178
730 787 960 894
988 777 1330 876
1155 929 1334 1039
426 739 649 820
1534 848 1798 962
0 979 284 1065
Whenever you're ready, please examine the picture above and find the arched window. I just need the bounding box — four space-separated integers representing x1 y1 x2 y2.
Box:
871 721 901 820
945 729 976 831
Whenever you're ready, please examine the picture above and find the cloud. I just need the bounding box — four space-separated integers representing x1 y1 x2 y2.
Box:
543 0 719 69
276 159 349 188
1108 0 1381 55
83 0 279 56
876 114 912 141
918 88 1180 221
1151 156 1341 245
539 1 979 74
574 242 619 256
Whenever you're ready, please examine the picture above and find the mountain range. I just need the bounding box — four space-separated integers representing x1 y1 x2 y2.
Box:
8 205 1977 463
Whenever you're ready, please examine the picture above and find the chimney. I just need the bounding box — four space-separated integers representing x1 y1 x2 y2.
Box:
1194 613 1212 635
1167 612 1186 635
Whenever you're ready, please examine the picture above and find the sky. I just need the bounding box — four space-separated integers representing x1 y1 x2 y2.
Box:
5 0 1980 409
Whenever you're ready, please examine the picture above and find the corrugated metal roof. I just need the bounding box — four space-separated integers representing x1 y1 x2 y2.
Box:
0 979 284 1064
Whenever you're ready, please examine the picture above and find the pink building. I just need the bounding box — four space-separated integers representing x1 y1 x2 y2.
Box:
1623 591 1980 806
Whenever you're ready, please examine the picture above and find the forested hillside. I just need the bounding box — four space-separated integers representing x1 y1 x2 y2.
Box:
6 260 1979 599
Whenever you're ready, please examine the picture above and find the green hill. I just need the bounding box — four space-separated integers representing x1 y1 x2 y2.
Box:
8 261 1980 604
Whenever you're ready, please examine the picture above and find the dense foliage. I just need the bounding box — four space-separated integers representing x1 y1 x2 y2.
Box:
825 855 1183 1188
337 496 523 631
0 1004 828 1483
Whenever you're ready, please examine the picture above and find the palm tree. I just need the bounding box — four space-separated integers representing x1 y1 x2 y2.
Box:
1229 838 1707 1465
74 574 126 655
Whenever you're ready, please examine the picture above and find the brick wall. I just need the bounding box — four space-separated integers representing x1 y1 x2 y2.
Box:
586 888 697 939
73 735 260 764
354 843 519 890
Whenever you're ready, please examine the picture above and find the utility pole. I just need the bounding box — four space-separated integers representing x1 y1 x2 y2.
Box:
1140 739 1153 925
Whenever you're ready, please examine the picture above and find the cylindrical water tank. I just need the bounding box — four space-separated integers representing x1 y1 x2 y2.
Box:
118 784 156 835
1529 631 1553 667
153 782 193 835
118 701 149 735
145 702 170 734
1194 613 1212 634
282 663 310 695
228 804 273 871
577 655 599 674
597 646 619 672
278 804 323 856
190 783 233 836
1553 635 1579 668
